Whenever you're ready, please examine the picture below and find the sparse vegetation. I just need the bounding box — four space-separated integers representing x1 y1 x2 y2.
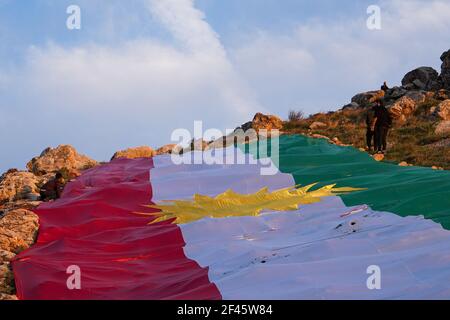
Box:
283 102 450 170
288 110 304 122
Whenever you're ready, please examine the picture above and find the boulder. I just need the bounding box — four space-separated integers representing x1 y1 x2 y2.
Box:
372 154 385 162
0 200 41 216
0 293 17 300
433 99 450 121
309 122 328 130
386 86 407 100
310 134 331 141
0 263 14 295
239 121 253 132
401 66 440 91
351 90 385 108
439 49 450 90
27 145 97 176
249 113 283 132
398 161 409 167
342 102 360 110
388 96 417 121
0 170 40 204
435 89 449 101
404 91 426 104
0 209 39 253
111 146 156 160
156 144 178 155
0 250 15 264
435 121 450 136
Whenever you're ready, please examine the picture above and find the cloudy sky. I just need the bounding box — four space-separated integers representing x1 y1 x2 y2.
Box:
1 0 450 171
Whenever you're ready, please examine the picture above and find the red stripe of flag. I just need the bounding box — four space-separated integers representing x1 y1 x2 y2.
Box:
12 158 221 300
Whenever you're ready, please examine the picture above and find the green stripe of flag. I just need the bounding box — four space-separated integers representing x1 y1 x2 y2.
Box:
243 134 450 229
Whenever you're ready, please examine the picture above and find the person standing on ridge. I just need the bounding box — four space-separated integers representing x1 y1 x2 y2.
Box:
381 81 389 92
365 105 376 152
373 99 392 154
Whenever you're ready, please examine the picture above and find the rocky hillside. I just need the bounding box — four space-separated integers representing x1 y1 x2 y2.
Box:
1 50 450 300
0 144 177 300
284 49 450 169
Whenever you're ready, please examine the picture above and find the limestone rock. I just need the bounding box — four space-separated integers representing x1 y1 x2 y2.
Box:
310 134 331 141
386 86 407 100
388 96 417 121
435 121 450 136
0 293 17 300
433 100 450 121
399 161 409 167
0 200 41 216
309 122 328 130
0 250 15 264
342 102 360 110
0 263 14 295
401 66 440 91
439 49 450 90
111 146 156 160
0 209 39 253
156 144 178 155
351 90 385 108
373 154 385 162
404 91 426 104
0 170 40 204
27 145 97 176
250 113 283 132
435 89 449 101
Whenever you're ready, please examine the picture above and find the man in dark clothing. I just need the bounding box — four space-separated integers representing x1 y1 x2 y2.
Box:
373 100 392 153
40 172 66 201
365 105 376 151
381 81 389 92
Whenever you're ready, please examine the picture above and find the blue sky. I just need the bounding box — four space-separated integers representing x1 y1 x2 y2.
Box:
1 0 450 172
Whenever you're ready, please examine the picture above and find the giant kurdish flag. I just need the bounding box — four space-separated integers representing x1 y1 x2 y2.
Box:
12 135 450 299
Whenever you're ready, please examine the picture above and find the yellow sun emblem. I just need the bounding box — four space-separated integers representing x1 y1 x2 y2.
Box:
137 184 363 225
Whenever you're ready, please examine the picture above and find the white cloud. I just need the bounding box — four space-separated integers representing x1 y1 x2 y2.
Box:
0 0 263 170
1 0 450 171
230 0 450 115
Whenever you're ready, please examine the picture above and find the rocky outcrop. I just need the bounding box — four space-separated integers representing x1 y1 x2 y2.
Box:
240 113 283 133
0 170 40 204
404 91 426 104
435 89 449 101
0 209 38 297
401 67 440 91
388 96 417 122
0 209 39 253
0 293 17 300
0 263 14 295
342 102 360 110
439 50 450 90
111 146 156 160
435 121 450 136
351 90 385 108
27 145 97 176
433 100 450 121
156 144 178 155
386 86 408 100
309 122 328 130
372 154 385 162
